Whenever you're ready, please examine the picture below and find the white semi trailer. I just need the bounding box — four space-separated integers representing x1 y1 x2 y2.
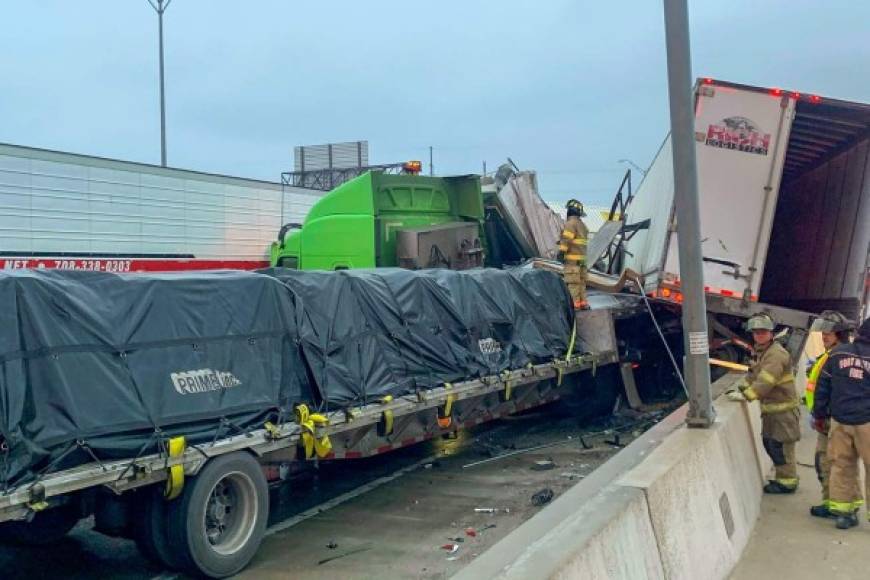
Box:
614 79 870 356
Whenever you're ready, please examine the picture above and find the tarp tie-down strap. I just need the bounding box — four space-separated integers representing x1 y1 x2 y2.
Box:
19 438 99 504
379 395 394 436
500 371 514 402
164 436 186 500
295 404 332 459
437 384 455 429
565 319 578 362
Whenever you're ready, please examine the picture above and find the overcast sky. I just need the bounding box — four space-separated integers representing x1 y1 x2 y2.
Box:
1 1 868 205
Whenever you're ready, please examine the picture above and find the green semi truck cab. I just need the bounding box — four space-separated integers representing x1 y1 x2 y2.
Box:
270 172 486 270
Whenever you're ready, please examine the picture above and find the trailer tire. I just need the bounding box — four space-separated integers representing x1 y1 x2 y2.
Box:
166 452 268 578
132 486 188 571
0 504 79 546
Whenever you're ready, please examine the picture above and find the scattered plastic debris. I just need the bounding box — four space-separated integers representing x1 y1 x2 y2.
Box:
465 527 477 537
327 540 338 550
441 543 460 554
531 488 555 506
560 472 585 480
474 508 495 513
481 524 497 532
531 459 556 471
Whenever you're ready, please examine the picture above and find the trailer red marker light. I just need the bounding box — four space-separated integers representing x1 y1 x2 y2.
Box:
792 92 801 99
770 88 783 96
675 292 684 303
661 287 672 298
809 94 822 104
703 77 714 85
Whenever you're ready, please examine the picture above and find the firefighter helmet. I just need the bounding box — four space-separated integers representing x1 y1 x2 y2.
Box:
810 310 854 333
746 313 775 331
566 199 586 217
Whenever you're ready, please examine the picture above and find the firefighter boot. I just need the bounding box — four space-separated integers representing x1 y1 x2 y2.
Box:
763 480 797 494
835 512 859 530
810 503 835 518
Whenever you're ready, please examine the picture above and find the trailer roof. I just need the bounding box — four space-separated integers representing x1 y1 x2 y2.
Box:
699 79 870 183
0 141 321 196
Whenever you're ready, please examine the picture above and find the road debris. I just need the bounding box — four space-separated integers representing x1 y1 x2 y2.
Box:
560 472 585 480
317 545 372 565
531 488 555 506
465 527 477 537
473 507 511 514
327 540 338 549
441 543 460 554
531 459 556 471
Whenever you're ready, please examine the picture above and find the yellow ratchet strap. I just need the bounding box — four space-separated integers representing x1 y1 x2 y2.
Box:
437 384 455 429
295 404 332 459
500 371 513 402
164 435 186 500
379 395 394 436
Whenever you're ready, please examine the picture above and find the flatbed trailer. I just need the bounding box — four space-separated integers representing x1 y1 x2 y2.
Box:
0 305 618 578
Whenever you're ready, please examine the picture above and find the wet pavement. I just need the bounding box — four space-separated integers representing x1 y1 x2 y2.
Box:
0 403 670 579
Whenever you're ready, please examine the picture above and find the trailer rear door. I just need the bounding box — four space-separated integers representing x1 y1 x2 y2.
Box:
662 83 795 299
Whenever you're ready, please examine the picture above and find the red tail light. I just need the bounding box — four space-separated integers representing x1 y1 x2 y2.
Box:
770 88 783 97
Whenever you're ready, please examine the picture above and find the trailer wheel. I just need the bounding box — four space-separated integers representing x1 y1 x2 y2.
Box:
0 504 79 546
166 452 268 578
132 486 188 571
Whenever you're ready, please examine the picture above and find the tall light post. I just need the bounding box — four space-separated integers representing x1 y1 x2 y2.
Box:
146 0 172 167
662 0 715 427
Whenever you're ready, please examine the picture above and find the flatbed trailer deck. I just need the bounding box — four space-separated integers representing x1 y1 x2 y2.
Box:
0 304 619 577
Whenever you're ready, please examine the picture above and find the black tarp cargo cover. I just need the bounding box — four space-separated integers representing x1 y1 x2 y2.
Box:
0 267 572 487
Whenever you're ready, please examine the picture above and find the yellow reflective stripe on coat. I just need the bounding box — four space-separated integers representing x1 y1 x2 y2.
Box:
558 243 569 252
760 399 799 414
743 387 760 401
805 351 830 411
777 373 795 385
565 253 584 261
570 238 587 246
561 229 575 240
758 370 777 386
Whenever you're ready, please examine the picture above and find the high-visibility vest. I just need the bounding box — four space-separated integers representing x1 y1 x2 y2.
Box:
805 349 831 412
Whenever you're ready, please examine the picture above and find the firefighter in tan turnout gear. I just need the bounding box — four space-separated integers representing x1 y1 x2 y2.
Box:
812 317 870 530
728 313 801 493
804 311 856 518
557 199 589 310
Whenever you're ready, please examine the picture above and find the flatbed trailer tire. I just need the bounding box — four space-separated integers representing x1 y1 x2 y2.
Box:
132 486 188 571
0 504 79 546
166 451 269 578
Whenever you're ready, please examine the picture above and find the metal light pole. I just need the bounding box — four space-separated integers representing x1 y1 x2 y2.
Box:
146 0 173 167
429 146 434 176
662 0 714 428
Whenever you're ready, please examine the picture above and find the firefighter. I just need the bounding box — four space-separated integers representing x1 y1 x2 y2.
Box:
805 311 856 518
557 199 589 310
728 313 801 493
812 317 870 530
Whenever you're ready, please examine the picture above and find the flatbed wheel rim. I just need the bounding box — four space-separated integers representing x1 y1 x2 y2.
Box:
202 470 258 556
